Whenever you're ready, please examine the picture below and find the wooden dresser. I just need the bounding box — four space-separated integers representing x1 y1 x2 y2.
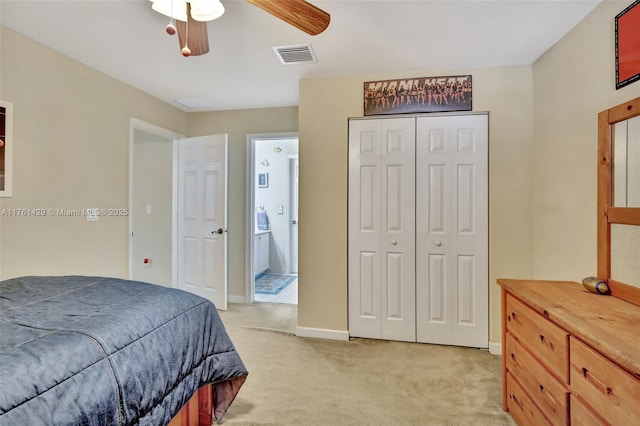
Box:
497 279 640 425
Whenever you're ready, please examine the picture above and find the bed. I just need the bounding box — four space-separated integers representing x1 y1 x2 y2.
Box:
0 275 248 425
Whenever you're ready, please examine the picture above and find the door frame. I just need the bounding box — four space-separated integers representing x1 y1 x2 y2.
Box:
128 118 183 286
245 132 298 303
287 155 299 273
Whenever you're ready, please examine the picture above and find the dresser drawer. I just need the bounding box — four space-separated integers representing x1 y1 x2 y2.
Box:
505 332 569 425
506 294 570 383
506 372 552 426
570 336 640 424
570 394 606 426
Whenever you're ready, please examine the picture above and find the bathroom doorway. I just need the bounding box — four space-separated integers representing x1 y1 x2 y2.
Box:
247 134 299 304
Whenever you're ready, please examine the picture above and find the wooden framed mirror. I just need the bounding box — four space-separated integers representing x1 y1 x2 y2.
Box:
597 96 640 306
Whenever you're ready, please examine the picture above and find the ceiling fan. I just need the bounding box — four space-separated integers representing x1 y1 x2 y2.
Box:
150 0 331 57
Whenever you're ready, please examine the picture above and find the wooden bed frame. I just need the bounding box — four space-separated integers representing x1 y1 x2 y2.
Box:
168 384 213 426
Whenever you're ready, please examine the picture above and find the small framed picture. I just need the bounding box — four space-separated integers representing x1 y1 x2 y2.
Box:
258 172 269 188
615 0 640 89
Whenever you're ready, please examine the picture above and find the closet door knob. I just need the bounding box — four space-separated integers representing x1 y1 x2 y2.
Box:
435 241 442 246
391 240 398 245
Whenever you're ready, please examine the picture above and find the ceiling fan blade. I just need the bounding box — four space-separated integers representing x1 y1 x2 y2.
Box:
176 6 210 56
247 0 330 35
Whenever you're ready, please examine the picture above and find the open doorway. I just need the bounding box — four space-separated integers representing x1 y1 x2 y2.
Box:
129 119 182 287
247 134 298 305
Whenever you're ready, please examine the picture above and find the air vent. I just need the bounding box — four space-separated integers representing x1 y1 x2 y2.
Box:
273 43 318 65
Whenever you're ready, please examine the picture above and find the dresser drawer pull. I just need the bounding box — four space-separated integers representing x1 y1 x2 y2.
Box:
510 393 524 410
510 352 523 369
581 367 613 395
538 334 556 351
539 384 558 407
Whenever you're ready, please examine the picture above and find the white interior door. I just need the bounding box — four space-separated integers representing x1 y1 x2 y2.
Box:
415 114 488 348
177 134 228 310
348 117 416 342
289 156 299 273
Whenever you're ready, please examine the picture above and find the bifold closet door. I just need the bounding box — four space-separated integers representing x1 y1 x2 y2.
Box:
348 117 416 342
415 114 488 348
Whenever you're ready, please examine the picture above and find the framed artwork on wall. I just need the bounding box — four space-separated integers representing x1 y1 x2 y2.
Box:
0 99 13 197
363 75 472 116
615 0 640 89
258 172 269 188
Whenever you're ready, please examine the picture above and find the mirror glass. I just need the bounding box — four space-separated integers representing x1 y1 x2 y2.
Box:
614 115 640 207
611 224 640 287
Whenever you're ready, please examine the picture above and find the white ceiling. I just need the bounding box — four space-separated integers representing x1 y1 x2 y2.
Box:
1 0 601 112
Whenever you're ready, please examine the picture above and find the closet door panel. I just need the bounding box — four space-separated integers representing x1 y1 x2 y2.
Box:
380 119 416 342
416 117 452 345
349 118 415 341
416 114 488 348
349 119 383 338
450 115 488 348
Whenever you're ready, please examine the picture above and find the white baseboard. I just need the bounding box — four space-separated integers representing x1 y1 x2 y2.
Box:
489 341 502 356
296 326 350 341
228 295 246 304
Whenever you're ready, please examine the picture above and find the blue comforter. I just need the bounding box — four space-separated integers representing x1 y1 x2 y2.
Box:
0 276 248 425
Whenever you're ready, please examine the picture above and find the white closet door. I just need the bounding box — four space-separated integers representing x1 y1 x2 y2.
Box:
348 117 416 342
415 114 488 348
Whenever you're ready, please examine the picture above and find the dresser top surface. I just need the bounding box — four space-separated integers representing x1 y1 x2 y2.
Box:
498 279 640 380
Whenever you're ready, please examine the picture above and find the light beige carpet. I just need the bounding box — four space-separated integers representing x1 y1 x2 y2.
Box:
218 303 516 426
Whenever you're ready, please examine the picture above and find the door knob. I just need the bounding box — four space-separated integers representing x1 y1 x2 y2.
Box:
292 220 298 224
212 228 224 235
391 240 398 245
435 241 442 246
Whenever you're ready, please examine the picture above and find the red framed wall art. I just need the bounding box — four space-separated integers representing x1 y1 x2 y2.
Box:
615 0 640 89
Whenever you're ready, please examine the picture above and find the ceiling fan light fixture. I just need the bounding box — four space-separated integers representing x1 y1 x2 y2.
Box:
190 0 225 22
151 0 188 22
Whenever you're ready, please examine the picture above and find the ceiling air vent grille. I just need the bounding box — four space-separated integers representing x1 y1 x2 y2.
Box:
273 43 317 65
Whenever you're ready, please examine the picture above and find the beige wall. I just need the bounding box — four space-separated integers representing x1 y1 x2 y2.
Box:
531 0 640 282
187 108 298 298
298 66 535 340
0 27 187 279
